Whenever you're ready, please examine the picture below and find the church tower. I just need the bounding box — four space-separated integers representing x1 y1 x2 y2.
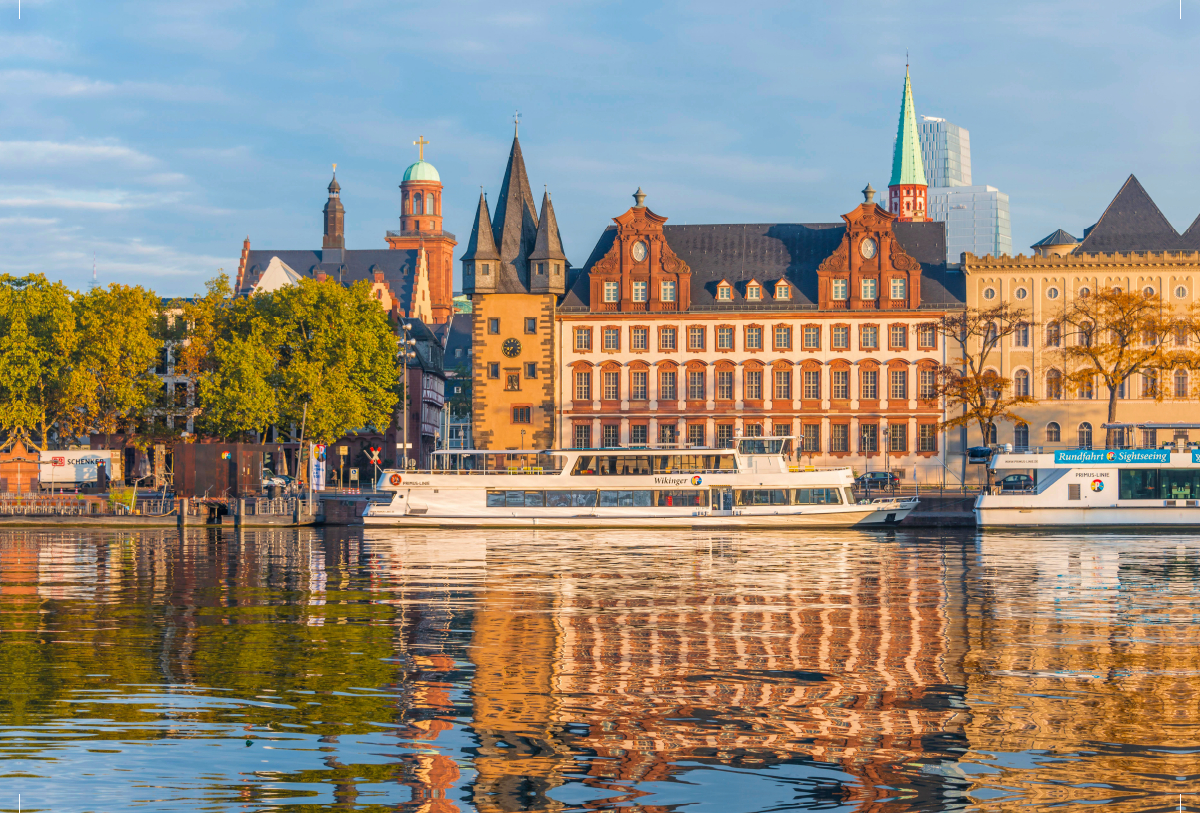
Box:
386 136 457 323
888 67 928 222
322 167 345 262
528 190 567 295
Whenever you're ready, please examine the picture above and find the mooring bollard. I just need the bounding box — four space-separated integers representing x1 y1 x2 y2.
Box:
178 497 188 529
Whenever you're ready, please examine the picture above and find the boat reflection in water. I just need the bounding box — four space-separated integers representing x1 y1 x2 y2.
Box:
0 527 1197 812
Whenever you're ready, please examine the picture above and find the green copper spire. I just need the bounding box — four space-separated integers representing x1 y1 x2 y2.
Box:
889 67 927 187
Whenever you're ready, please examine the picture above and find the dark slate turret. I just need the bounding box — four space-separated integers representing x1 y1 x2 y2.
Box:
322 168 345 259
461 190 500 294
490 135 540 292
528 190 569 295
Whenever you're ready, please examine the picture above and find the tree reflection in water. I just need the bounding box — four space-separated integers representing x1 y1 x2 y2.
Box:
0 528 1197 812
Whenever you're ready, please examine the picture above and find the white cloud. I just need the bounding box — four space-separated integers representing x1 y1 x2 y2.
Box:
0 33 72 62
0 140 160 170
0 70 227 102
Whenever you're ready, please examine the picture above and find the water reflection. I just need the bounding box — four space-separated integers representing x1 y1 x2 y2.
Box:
0 528 1197 811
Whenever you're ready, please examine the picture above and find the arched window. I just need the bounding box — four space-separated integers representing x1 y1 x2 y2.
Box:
425 194 434 215
1078 422 1093 450
985 321 998 345
1079 321 1093 347
1080 376 1094 399
1046 368 1063 400
986 422 997 445
1014 423 1029 449
1175 368 1189 398
1046 321 1061 348
1046 422 1061 443
413 193 423 217
1014 369 1030 397
1014 322 1030 347
1142 371 1158 398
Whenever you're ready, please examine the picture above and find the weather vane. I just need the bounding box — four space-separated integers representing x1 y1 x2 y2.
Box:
513 110 521 137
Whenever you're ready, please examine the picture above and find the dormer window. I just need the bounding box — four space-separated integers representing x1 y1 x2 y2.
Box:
831 279 847 300
775 282 790 300
631 281 647 302
747 284 761 301
481 263 490 275
890 278 906 300
603 281 619 303
717 284 732 301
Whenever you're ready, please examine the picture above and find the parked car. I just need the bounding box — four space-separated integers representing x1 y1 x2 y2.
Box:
995 473 1034 492
262 470 297 490
855 471 899 491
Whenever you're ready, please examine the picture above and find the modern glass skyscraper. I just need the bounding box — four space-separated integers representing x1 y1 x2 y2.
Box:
917 115 1011 260
918 116 971 187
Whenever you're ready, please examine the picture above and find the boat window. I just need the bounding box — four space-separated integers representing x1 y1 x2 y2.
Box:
573 453 735 474
486 491 506 507
737 438 784 456
794 488 842 504
572 456 598 475
546 491 573 507
505 491 526 507
735 489 792 506
599 490 652 507
843 487 855 505
524 491 544 507
655 490 704 507
1120 468 1200 500
573 491 597 507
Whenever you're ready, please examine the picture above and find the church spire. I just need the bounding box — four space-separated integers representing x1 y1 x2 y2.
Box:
323 164 345 250
462 190 500 262
888 66 928 222
491 133 539 289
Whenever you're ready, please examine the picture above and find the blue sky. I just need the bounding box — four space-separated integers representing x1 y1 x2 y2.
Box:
4 0 1200 296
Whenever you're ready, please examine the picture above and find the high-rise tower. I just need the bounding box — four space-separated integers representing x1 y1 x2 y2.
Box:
888 67 928 222
386 136 457 323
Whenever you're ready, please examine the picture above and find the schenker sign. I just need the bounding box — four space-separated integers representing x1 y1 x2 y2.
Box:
38 450 117 485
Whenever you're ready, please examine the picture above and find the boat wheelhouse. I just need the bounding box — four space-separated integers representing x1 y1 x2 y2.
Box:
364 437 917 528
976 424 1200 527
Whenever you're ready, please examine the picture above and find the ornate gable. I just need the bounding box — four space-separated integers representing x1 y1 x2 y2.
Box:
589 198 692 312
817 194 922 310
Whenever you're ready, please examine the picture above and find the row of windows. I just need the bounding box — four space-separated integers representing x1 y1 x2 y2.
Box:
1011 368 1189 400
485 489 707 508
984 284 1191 302
574 323 937 352
488 317 539 335
572 422 938 453
603 280 678 303
827 278 907 301
572 367 937 402
403 192 438 216
1002 321 1190 349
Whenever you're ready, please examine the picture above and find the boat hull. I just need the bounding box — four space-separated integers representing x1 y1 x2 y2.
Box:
363 502 916 529
976 505 1200 528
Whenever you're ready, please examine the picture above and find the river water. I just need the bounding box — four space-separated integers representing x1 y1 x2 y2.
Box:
1 527 1197 812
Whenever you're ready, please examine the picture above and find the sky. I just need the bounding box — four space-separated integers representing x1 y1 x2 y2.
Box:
4 0 1200 296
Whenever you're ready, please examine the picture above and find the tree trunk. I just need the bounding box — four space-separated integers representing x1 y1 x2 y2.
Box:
1105 387 1119 448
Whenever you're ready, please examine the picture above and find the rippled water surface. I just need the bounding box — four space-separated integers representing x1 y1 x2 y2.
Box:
2 527 1199 812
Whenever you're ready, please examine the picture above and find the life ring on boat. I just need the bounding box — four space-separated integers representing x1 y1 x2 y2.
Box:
389 474 402 486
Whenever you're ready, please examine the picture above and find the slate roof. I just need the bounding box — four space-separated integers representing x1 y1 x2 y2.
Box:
1031 228 1079 248
490 136 540 293
529 190 568 263
239 248 419 313
1179 213 1200 250
561 220 963 311
443 313 473 369
1076 175 1182 253
460 190 500 262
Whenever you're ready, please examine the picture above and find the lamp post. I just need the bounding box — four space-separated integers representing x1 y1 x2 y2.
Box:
401 323 418 470
882 425 891 495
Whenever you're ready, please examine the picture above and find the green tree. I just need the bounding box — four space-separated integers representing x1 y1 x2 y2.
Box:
172 273 232 381
0 274 86 449
270 278 399 445
72 283 163 439
196 332 279 440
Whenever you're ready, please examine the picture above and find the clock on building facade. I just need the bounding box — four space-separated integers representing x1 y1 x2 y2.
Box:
502 338 522 358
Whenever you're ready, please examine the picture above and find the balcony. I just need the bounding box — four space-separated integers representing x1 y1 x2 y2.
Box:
386 229 456 241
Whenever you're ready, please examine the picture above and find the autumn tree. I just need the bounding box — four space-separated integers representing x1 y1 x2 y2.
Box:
1057 287 1173 447
931 304 1034 447
71 284 164 441
0 274 87 449
171 273 232 381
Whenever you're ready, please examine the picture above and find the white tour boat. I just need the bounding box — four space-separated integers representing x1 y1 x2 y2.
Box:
364 437 918 528
977 430 1200 527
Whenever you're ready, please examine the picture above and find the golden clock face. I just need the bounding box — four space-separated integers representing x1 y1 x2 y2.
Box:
502 338 522 358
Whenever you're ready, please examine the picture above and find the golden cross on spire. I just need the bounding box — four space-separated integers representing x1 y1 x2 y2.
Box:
413 135 430 161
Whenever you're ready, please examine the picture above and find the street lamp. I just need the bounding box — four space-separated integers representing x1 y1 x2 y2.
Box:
400 323 418 470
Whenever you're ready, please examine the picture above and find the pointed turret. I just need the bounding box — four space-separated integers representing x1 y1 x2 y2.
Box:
461 190 500 294
888 67 928 222
528 190 568 295
491 135 540 291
